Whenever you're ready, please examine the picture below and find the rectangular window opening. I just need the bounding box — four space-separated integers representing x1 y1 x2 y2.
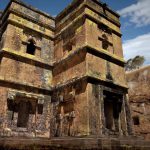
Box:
133 116 140 125
26 41 36 55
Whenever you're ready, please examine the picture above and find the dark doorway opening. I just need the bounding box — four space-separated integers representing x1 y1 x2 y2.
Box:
103 91 122 131
104 99 114 130
17 101 30 128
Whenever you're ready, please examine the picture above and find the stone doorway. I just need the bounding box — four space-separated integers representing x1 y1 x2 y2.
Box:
103 91 122 132
17 101 30 128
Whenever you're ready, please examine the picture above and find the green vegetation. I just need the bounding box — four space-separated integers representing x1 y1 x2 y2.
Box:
125 56 145 71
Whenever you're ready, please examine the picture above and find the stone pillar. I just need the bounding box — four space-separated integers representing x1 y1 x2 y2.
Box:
120 95 128 136
100 86 105 135
49 95 60 138
124 94 134 135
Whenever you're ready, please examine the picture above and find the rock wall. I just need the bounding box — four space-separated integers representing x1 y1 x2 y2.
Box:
126 66 150 139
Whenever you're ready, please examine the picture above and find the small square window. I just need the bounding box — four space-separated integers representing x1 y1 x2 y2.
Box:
133 116 140 125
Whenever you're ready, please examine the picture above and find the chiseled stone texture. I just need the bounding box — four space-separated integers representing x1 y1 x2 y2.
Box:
0 0 133 142
0 137 150 150
0 0 54 138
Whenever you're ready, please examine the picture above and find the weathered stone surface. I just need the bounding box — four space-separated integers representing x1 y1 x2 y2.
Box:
0 137 150 150
126 66 150 139
0 0 145 147
0 0 54 138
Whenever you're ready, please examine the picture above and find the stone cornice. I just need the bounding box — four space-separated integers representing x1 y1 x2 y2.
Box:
0 1 121 38
86 45 125 66
55 12 121 39
84 4 120 27
0 19 54 41
11 0 54 20
1 19 54 41
10 9 55 31
0 72 127 94
56 0 120 22
7 18 54 40
7 89 45 101
54 44 125 67
0 76 52 95
1 44 125 70
0 10 55 31
0 48 54 70
92 0 120 17
85 13 122 37
0 0 54 21
52 75 128 92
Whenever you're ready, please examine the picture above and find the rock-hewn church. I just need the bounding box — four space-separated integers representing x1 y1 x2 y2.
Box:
0 0 133 138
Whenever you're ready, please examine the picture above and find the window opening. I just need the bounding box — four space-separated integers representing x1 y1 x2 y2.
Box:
133 116 140 125
102 34 109 50
26 40 36 55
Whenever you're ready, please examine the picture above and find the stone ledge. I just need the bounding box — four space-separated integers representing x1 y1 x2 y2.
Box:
0 48 53 70
0 76 52 94
55 12 121 37
7 19 54 40
53 75 128 92
0 137 150 150
10 9 55 31
0 0 54 21
54 44 125 67
7 89 45 101
56 0 120 26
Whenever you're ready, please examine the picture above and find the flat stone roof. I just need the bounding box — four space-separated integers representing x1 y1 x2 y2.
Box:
56 0 120 21
0 0 55 21
1 0 120 22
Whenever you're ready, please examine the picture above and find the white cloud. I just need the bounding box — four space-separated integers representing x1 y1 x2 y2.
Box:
123 33 150 65
118 0 150 27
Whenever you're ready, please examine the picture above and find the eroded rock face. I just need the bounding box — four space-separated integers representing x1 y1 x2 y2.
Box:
126 66 150 139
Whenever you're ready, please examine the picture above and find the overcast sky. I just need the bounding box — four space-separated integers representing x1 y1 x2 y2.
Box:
0 0 150 64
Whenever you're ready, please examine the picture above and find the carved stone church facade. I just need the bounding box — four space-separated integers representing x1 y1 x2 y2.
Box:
0 0 133 138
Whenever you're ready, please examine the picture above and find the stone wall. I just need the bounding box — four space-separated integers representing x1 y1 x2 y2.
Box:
0 0 132 139
0 0 54 138
51 80 88 137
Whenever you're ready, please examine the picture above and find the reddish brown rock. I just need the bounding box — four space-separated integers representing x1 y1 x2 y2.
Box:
126 66 150 139
0 0 132 140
